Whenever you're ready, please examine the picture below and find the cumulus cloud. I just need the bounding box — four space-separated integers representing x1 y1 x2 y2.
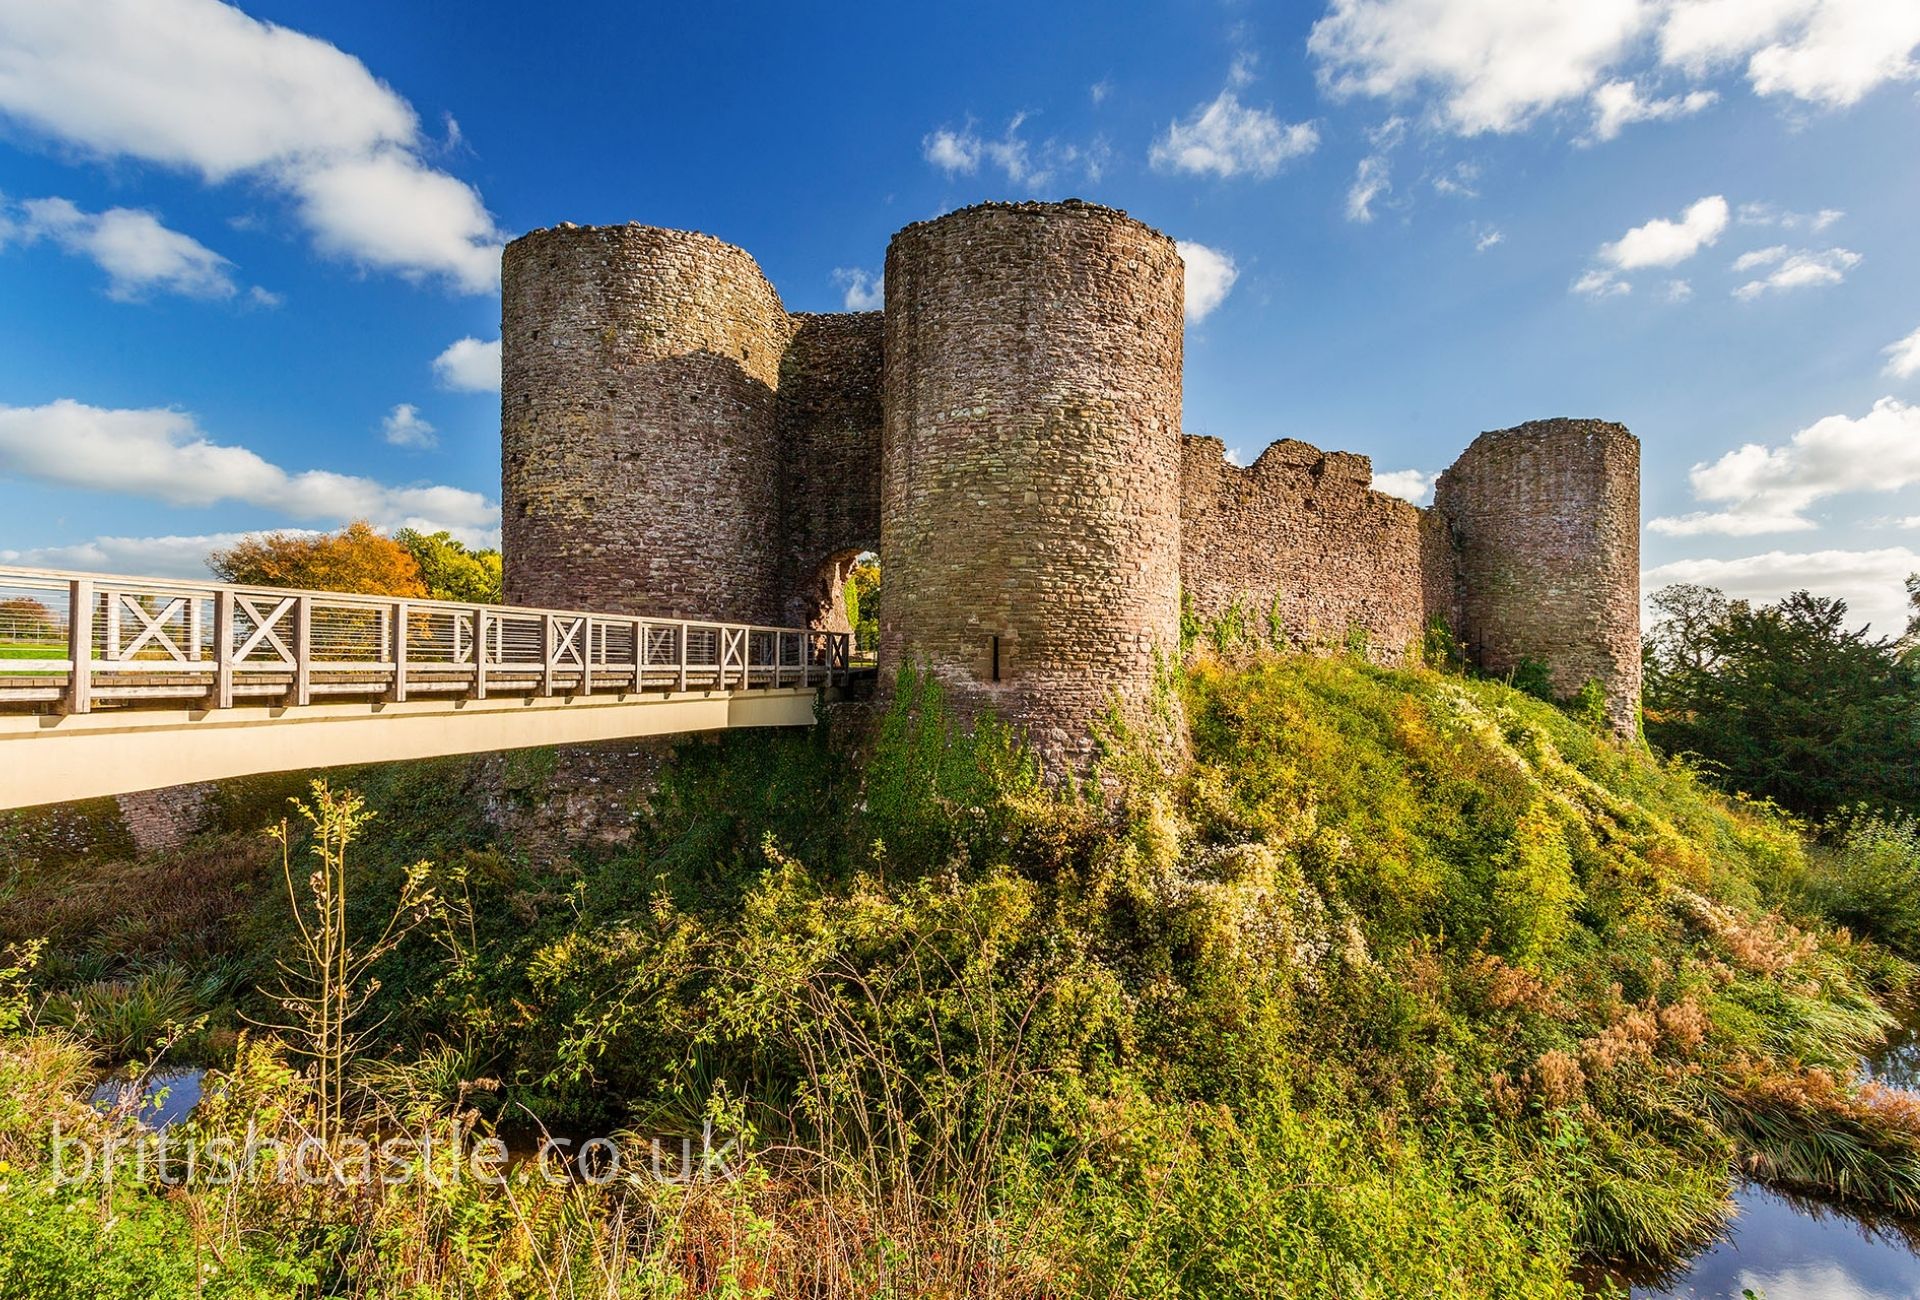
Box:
1150 66 1318 178
1644 546 1920 636
1 195 239 300
0 398 497 536
0 0 503 292
1649 397 1920 535
922 126 982 175
381 402 436 450
1371 468 1434 504
1732 245 1861 298
831 267 883 311
1176 241 1238 321
1883 325 1920 380
431 336 500 393
1600 195 1730 269
1308 0 1920 135
1309 0 1654 134
1584 79 1717 141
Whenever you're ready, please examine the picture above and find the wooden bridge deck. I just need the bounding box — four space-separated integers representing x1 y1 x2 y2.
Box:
0 566 851 810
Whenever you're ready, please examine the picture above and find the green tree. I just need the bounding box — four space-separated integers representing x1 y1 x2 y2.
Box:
394 529 503 604
1643 585 1920 819
1906 572 1918 645
845 555 879 651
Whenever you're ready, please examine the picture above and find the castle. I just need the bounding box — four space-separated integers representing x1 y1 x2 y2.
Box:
500 200 1641 765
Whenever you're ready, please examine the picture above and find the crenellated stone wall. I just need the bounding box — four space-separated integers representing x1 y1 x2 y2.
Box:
1178 435 1446 657
500 202 1644 764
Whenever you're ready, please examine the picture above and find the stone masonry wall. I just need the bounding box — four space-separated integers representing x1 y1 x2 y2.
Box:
880 201 1185 767
501 223 794 625
776 311 884 628
1433 419 1642 732
499 202 1643 760
1179 435 1442 657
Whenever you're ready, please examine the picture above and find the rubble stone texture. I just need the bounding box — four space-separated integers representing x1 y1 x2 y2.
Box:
500 202 1642 766
1435 419 1643 733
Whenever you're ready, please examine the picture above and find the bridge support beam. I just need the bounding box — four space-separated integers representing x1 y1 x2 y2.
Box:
0 687 822 812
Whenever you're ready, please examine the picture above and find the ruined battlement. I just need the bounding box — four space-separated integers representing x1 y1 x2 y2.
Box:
501 202 1641 766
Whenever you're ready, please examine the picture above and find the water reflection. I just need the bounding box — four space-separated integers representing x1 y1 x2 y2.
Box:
1626 1185 1920 1299
89 1067 205 1130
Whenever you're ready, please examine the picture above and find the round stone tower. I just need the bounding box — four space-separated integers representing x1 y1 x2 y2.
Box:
1433 418 1642 734
501 223 792 623
880 201 1185 767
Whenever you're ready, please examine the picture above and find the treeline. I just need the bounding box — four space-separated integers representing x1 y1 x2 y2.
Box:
1642 577 1920 821
207 520 502 604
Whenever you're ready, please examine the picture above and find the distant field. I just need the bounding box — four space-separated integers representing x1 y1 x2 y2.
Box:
0 643 64 660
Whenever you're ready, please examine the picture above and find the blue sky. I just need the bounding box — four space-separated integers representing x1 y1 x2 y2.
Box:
1 0 1918 630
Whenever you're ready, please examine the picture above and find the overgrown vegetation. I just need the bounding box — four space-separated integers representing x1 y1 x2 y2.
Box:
4 647 1920 1295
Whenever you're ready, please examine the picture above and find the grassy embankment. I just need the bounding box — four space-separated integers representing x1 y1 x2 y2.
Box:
3 647 1920 1297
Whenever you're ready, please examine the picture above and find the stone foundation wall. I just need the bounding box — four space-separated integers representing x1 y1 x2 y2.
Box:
1179 436 1440 658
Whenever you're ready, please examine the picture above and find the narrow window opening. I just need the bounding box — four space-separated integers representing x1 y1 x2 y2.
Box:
989 635 1002 683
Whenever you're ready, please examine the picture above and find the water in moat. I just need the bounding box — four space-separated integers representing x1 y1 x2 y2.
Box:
1591 1018 1920 1299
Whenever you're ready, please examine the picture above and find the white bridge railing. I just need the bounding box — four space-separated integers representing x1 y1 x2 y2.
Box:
0 566 850 715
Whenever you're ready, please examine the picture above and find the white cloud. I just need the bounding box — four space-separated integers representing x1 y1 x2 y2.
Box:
1309 0 1920 135
1573 268 1630 298
1733 246 1860 298
1309 0 1655 134
0 399 497 537
1371 468 1434 504
1732 243 1789 271
0 0 503 292
1883 325 1920 380
1666 278 1694 301
1474 225 1505 251
831 267 883 311
1584 79 1717 142
0 529 316 579
1599 195 1730 269
1737 201 1845 231
431 336 500 393
922 126 982 175
1644 546 1920 636
1346 154 1392 221
1650 397 1920 535
381 402 436 450
1150 71 1318 178
1090 79 1113 105
2 195 238 299
920 115 1103 189
1177 241 1239 321
1430 160 1480 198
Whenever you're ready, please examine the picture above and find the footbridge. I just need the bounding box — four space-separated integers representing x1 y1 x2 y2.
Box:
0 567 851 811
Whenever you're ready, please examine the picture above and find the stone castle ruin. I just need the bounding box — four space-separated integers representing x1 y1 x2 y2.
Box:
501 200 1640 764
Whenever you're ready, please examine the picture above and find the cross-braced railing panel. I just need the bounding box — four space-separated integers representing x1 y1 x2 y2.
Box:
0 567 850 716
